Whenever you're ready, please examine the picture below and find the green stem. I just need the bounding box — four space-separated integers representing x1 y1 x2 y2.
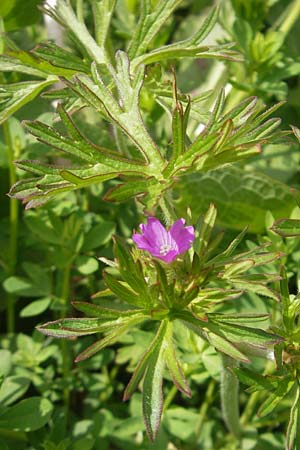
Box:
3 121 18 334
240 391 260 426
195 379 216 438
163 384 177 412
220 355 241 440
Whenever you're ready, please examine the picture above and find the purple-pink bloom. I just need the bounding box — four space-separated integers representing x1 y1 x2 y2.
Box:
132 217 195 263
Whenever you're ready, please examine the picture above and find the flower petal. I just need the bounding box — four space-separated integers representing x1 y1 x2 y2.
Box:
160 250 178 263
169 219 195 253
132 233 155 252
140 217 169 251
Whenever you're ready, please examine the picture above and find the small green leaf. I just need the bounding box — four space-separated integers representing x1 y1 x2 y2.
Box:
0 397 53 431
0 376 30 406
20 297 51 318
82 220 115 250
3 0 43 31
76 256 99 275
3 275 48 298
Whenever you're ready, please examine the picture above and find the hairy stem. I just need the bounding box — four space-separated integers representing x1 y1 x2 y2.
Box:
3 121 19 334
220 355 241 440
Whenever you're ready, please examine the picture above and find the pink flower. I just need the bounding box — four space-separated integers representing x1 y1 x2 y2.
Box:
132 217 195 263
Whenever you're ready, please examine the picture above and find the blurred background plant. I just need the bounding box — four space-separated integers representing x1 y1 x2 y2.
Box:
1 0 300 449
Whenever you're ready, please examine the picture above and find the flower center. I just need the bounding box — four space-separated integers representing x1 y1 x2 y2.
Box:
159 243 174 255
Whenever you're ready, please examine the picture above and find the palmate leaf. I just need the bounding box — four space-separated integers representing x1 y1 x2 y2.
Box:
74 314 147 362
23 116 149 172
66 53 165 174
205 320 281 348
9 100 161 206
176 311 250 362
9 167 120 209
167 95 286 178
